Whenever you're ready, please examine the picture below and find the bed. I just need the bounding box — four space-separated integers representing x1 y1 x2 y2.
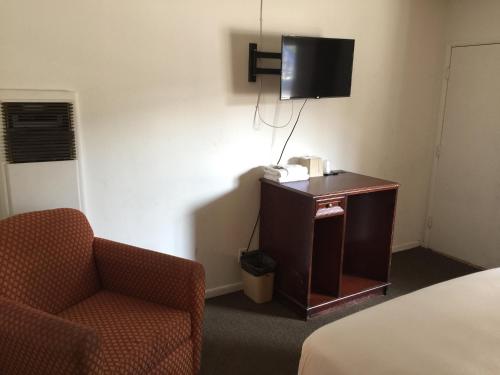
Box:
298 269 500 375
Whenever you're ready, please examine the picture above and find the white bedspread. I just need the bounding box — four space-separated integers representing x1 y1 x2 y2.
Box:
299 269 500 375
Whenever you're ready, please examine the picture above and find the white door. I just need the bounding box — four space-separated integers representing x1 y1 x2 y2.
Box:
428 43 500 268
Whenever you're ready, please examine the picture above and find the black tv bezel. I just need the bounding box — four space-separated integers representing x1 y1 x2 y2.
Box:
280 35 355 100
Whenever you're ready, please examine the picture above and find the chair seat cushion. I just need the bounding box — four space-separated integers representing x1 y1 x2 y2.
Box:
58 291 191 374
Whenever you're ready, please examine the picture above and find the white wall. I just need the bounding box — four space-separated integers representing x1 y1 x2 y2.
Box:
0 0 447 292
446 0 500 44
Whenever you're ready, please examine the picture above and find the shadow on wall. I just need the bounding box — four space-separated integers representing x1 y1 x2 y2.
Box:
226 29 283 105
193 167 263 290
226 29 298 147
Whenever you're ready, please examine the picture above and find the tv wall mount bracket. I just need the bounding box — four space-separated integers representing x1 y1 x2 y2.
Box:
248 43 282 82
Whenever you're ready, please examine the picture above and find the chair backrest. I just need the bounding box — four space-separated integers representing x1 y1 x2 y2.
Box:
0 208 100 313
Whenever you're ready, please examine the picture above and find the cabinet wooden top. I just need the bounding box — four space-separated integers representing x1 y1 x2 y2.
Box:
261 172 399 198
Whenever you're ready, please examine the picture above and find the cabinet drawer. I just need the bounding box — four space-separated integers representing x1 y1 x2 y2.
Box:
315 197 345 218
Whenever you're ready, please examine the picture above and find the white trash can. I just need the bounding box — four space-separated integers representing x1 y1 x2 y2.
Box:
242 269 274 304
240 250 276 304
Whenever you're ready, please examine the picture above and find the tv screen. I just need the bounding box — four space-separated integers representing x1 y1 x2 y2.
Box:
280 36 355 100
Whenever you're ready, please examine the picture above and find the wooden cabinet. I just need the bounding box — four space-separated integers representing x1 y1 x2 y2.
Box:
260 172 399 319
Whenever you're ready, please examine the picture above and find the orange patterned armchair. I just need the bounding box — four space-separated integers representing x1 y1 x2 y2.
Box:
0 209 205 374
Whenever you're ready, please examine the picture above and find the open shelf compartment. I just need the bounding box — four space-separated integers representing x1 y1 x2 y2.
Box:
308 189 397 309
340 274 387 297
309 213 344 305
342 189 397 286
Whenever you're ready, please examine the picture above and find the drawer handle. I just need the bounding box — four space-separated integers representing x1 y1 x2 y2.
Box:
316 205 344 217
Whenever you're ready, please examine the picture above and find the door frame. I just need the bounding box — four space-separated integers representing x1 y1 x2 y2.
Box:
423 40 500 248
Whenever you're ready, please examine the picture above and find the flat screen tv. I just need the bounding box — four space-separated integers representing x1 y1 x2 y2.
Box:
280 36 355 100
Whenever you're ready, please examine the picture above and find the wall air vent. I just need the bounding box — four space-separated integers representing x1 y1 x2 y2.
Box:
1 102 76 163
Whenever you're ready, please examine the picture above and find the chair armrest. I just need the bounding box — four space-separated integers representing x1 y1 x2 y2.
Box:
93 237 206 373
0 297 100 375
93 237 205 312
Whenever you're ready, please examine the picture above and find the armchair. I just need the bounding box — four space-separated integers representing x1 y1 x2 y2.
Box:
0 209 205 374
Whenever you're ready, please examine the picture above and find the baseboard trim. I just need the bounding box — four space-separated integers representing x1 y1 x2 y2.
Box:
205 241 421 299
205 282 243 299
392 241 421 252
427 248 486 270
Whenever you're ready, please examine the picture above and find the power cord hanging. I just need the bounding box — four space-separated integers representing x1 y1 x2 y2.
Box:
255 86 294 128
253 0 294 129
245 0 309 252
276 99 308 164
246 99 308 251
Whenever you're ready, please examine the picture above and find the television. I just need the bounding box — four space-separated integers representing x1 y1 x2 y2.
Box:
280 36 355 100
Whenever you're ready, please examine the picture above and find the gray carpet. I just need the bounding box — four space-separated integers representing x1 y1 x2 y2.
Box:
200 247 478 375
